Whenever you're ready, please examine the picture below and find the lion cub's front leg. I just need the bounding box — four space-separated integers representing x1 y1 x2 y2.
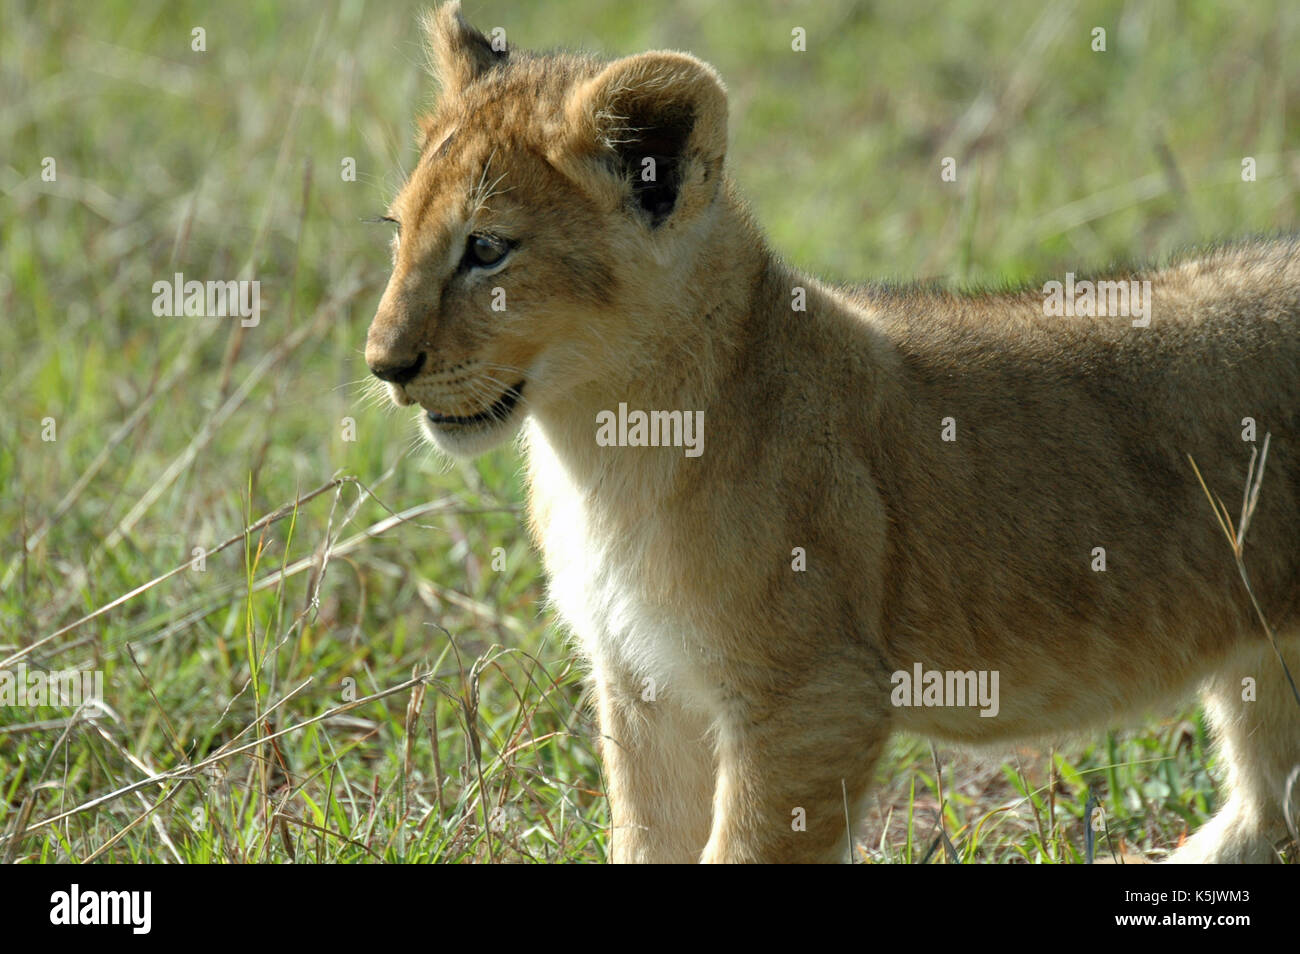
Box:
701 676 891 863
594 663 716 863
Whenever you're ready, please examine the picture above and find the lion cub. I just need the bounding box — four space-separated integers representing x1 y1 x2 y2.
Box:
367 3 1300 863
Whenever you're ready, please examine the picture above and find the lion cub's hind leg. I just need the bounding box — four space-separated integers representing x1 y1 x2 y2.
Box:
1169 637 1300 863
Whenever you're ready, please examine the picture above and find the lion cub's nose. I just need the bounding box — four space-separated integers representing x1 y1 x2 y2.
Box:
367 351 426 385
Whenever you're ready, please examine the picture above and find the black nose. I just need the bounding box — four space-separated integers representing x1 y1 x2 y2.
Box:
368 351 426 385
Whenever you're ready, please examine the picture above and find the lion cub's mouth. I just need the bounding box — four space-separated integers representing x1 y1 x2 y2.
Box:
425 381 526 428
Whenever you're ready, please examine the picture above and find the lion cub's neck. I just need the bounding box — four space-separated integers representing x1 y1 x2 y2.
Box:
525 188 782 506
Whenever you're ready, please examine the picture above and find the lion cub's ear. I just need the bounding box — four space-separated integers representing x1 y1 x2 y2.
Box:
421 1 506 97
558 52 728 228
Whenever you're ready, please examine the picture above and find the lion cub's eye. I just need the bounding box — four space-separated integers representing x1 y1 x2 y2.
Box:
462 234 512 270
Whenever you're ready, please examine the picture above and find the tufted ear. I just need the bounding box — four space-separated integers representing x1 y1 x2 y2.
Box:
558 51 729 228
421 1 507 97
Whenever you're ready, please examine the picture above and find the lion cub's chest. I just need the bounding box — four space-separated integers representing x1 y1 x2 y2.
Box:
526 433 714 707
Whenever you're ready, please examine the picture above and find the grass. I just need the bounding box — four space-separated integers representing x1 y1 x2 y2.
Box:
2 0 1297 863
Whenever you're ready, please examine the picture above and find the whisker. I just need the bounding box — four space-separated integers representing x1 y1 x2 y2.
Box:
334 376 376 392
481 362 531 378
476 374 532 413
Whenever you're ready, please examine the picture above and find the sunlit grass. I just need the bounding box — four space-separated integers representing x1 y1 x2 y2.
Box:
2 0 1297 863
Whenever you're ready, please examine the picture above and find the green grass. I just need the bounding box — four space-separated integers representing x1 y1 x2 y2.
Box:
2 0 1297 863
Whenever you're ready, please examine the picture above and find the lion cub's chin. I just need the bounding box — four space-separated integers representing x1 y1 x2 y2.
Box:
419 408 525 458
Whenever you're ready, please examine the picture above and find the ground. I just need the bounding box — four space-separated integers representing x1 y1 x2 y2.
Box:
2 0 1296 863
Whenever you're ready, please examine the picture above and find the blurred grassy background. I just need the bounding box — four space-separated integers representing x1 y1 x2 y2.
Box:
1 0 1296 862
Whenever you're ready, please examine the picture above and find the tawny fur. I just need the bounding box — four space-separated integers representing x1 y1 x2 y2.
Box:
366 2 1300 863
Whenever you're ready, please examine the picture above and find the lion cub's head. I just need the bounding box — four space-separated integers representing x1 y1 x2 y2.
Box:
366 2 729 457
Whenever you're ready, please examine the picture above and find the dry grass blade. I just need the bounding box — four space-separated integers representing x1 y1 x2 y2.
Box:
1 477 363 670
1188 433 1300 709
0 670 439 845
